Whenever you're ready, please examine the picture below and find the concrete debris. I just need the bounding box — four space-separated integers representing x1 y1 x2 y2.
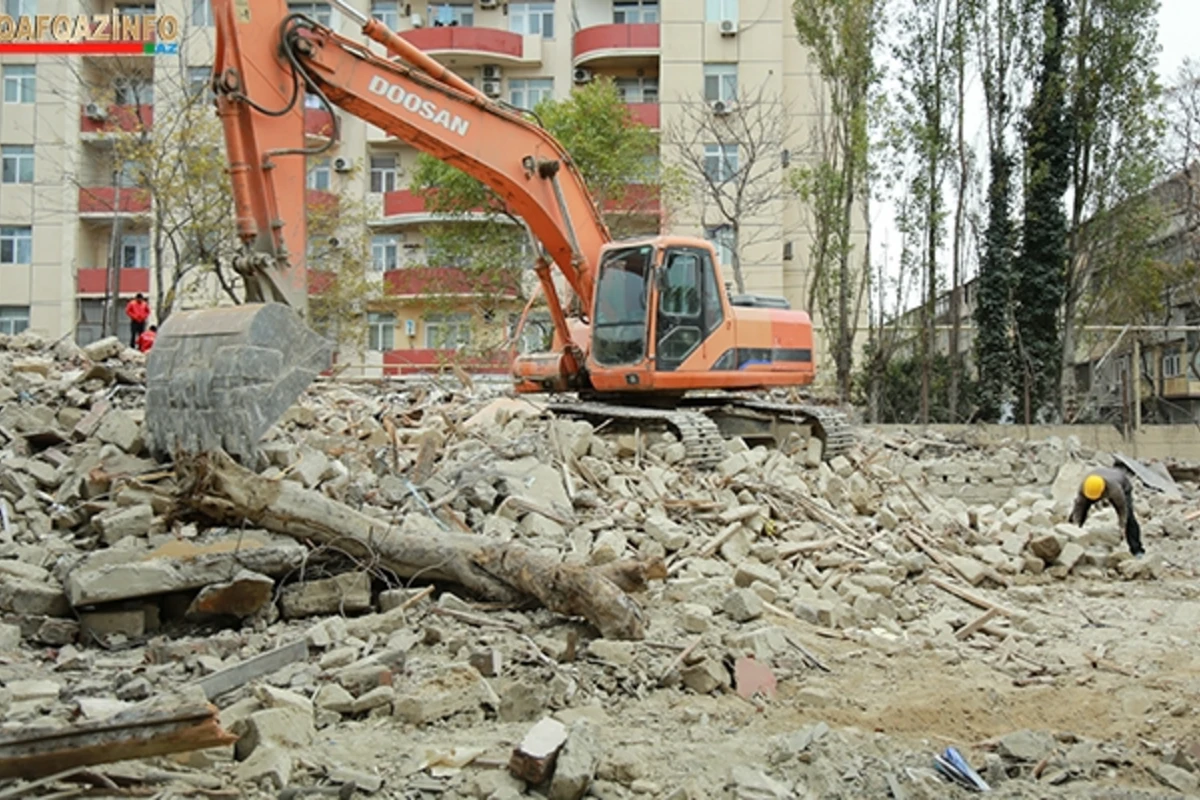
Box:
1 334 1198 798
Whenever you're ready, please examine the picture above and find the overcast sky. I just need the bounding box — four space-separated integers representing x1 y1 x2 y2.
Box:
1156 0 1196 82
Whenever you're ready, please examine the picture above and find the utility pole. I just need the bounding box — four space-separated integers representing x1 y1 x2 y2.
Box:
104 166 124 339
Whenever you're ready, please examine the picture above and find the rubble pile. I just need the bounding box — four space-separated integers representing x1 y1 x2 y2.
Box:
2 331 1199 800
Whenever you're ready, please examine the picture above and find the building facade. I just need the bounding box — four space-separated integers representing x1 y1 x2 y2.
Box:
0 0 862 383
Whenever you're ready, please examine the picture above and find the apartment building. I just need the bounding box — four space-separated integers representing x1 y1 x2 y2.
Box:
0 0 860 381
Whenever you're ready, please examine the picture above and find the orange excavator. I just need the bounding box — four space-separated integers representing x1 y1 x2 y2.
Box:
145 0 851 467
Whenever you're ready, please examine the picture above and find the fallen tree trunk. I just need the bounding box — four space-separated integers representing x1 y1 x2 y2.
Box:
176 452 654 640
0 703 236 780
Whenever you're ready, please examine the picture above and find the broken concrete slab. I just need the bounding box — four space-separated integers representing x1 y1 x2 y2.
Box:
279 571 372 619
510 716 569 785
186 570 275 619
393 665 492 725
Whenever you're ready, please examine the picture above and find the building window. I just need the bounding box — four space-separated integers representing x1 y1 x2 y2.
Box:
120 234 151 268
704 64 737 103
703 144 738 183
705 225 735 267
307 158 331 190
509 78 553 110
0 306 30 336
288 2 331 25
0 226 32 265
425 313 471 348
2 65 35 104
370 0 399 29
121 3 156 18
114 77 154 106
76 300 131 348
192 0 213 26
368 312 395 351
1 145 34 184
705 0 738 22
1163 349 1183 378
369 154 397 193
187 66 212 98
508 2 554 38
371 235 401 272
613 1 658 23
118 159 145 188
431 3 474 27
615 77 658 103
5 0 36 17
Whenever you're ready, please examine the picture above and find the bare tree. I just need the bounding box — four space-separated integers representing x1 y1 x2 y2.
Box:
661 81 792 295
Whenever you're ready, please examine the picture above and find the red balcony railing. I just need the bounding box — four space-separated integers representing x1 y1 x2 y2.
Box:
80 104 154 133
383 189 426 217
382 348 510 376
305 108 334 137
78 186 151 214
398 26 524 59
601 183 661 215
573 23 660 63
306 188 339 213
627 102 660 129
76 268 150 295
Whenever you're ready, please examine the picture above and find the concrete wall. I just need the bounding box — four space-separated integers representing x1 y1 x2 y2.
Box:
868 423 1200 462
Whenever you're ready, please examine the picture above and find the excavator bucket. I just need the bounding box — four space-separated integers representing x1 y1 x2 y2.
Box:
144 303 333 463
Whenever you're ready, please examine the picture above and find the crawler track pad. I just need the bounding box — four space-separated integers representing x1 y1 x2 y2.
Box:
144 303 333 462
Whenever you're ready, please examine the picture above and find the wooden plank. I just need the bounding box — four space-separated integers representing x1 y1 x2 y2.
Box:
928 576 1020 619
955 607 1000 640
195 639 307 701
0 704 236 780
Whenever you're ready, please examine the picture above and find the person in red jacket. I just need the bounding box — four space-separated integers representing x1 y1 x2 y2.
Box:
137 325 157 353
125 293 151 349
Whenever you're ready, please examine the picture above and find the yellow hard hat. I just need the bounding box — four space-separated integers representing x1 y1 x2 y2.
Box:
1082 474 1106 501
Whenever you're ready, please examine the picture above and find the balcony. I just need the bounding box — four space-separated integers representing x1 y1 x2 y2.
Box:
76 268 151 295
384 266 520 298
80 104 154 135
382 348 510 376
626 102 659 129
381 189 491 223
306 189 339 214
601 183 662 217
305 108 334 138
397 27 542 67
573 23 660 69
78 186 151 216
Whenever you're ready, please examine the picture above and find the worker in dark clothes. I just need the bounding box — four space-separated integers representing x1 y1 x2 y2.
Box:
1069 465 1144 557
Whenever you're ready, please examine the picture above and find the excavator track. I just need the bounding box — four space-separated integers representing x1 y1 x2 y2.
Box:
546 400 729 468
545 394 854 469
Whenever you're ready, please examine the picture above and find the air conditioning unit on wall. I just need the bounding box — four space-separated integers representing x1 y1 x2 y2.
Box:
482 79 502 97
481 64 503 80
573 67 593 84
85 102 107 120
333 156 352 172
711 99 733 115
479 0 499 9
719 19 737 36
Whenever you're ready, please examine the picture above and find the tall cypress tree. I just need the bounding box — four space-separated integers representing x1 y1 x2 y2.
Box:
1013 0 1071 420
974 146 1015 421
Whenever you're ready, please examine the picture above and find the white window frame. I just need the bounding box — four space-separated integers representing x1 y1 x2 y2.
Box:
703 143 738 183
424 313 472 349
121 3 155 18
705 225 736 268
192 0 214 26
1 145 34 184
431 3 474 27
307 159 331 190
370 0 399 30
613 0 658 24
705 0 738 22
509 78 553 110
187 66 212 98
5 0 36 17
0 306 30 336
0 226 33 265
369 154 397 193
371 234 401 272
614 76 658 103
114 76 154 106
704 64 737 103
121 234 151 268
368 311 395 351
1163 349 1183 379
288 2 332 25
2 65 36 104
508 2 554 38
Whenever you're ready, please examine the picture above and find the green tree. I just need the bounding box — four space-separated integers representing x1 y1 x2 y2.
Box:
1012 0 1071 422
793 0 880 402
409 77 663 319
1059 0 1164 412
969 0 1025 422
